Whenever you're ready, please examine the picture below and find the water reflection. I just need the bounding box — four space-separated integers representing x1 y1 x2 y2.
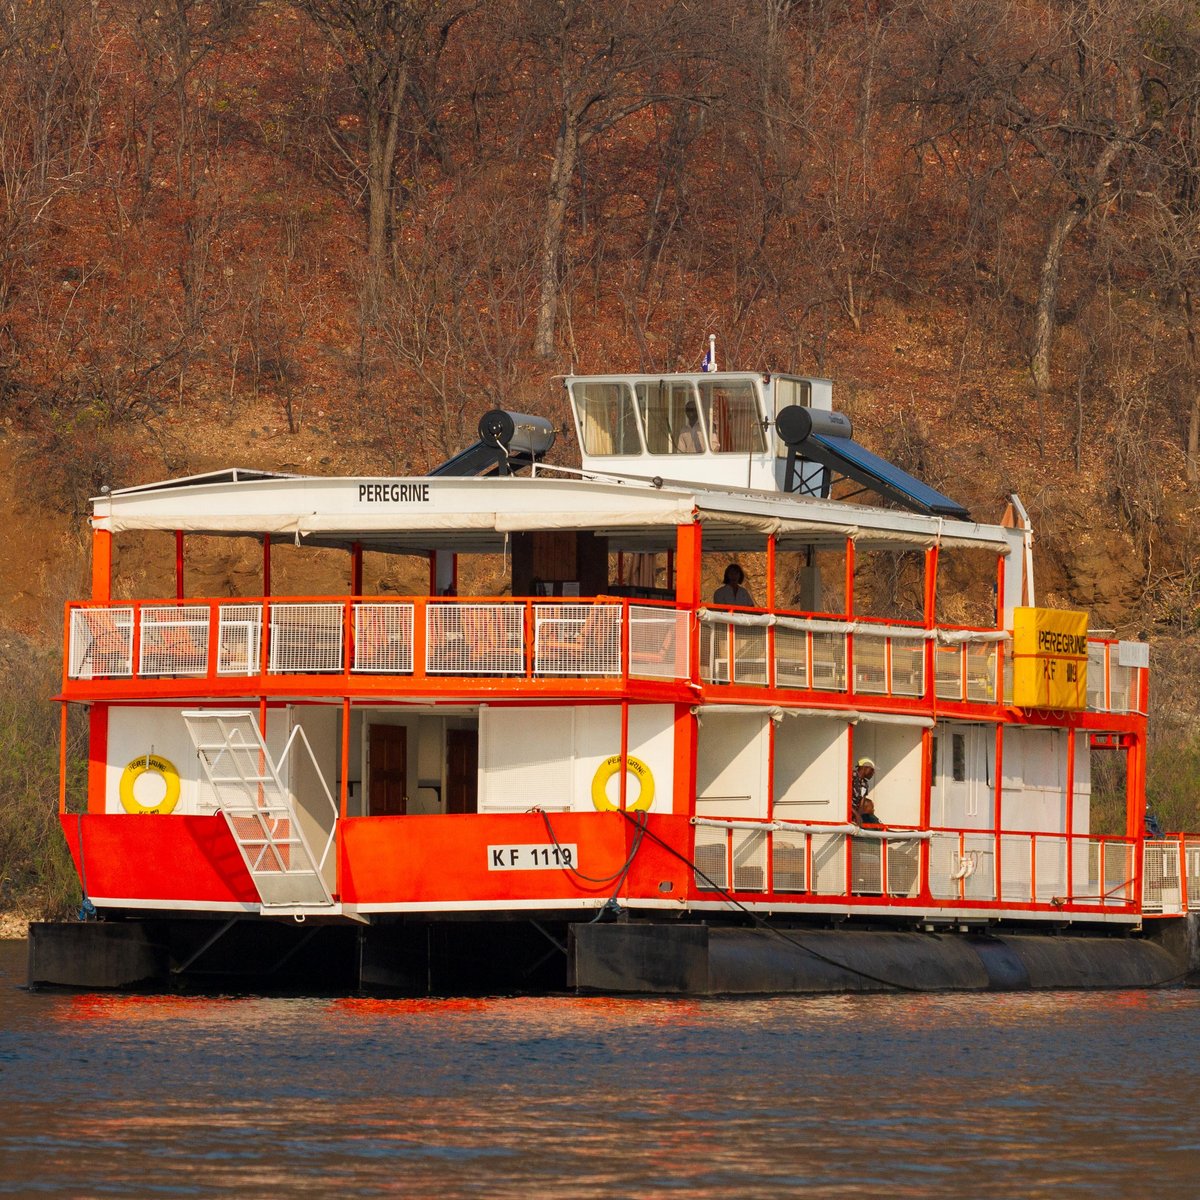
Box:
0 940 1197 1197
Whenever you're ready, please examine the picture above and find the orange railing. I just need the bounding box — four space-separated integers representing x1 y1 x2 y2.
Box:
64 597 1145 714
64 596 691 686
692 818 1147 913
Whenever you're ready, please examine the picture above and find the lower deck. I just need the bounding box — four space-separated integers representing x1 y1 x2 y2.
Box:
60 805 1200 928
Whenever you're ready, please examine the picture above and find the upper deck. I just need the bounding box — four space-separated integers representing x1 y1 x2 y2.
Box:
65 465 1146 730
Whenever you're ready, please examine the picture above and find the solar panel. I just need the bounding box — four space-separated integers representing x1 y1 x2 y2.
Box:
804 434 970 519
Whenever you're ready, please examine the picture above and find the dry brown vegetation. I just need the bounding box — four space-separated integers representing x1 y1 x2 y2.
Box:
4 0 1200 913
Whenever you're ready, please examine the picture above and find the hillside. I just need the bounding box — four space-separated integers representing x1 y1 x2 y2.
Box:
4 0 1200 914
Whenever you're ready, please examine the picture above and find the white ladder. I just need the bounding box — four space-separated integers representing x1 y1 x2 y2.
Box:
182 710 337 909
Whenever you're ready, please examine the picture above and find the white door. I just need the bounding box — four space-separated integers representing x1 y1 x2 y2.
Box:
933 724 992 830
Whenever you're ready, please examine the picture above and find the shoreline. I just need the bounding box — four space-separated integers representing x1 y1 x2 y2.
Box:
0 915 31 940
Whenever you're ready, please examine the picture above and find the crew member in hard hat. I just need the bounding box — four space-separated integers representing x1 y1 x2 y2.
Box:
852 757 875 822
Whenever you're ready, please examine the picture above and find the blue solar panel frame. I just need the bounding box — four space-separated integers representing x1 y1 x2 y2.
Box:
804 433 970 519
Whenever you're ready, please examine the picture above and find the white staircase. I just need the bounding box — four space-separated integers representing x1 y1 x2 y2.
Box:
182 710 337 909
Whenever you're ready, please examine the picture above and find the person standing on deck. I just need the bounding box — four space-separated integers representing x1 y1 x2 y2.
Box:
713 564 754 607
852 758 875 823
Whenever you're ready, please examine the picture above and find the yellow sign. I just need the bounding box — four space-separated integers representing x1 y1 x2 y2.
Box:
1011 608 1089 710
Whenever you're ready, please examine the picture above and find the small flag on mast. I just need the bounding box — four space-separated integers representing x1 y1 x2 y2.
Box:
701 333 717 373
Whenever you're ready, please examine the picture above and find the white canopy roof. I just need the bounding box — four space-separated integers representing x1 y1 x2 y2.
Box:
90 469 1014 555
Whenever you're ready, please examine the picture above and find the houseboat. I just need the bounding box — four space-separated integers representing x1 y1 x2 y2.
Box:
34 368 1199 992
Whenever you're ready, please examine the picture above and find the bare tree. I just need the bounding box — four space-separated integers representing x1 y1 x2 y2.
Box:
904 0 1162 395
298 0 473 317
511 0 715 359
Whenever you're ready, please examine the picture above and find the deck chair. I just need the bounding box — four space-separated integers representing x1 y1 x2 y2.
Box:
80 609 131 677
538 602 622 675
355 606 412 673
629 612 684 677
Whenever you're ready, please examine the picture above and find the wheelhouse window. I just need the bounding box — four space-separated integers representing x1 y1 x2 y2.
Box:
636 380 711 454
698 379 767 454
571 382 643 456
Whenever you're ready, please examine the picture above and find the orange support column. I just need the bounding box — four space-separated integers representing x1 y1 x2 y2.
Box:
675 523 702 609
59 704 69 815
91 526 112 602
923 544 939 703
87 705 108 814
917 725 934 901
340 696 351 820
993 723 1005 902
844 537 856 693
1065 727 1076 901
765 535 777 689
1125 733 1145 841
673 522 702 816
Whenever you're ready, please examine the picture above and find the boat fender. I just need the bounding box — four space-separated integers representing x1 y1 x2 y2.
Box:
950 851 978 880
591 755 654 813
119 754 181 815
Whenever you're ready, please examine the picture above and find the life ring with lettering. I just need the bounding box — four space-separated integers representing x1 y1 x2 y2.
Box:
591 755 654 813
119 754 181 815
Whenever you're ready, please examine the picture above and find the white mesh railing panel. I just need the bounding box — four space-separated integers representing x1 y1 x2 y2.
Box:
999 835 1032 902
1033 836 1067 903
929 833 960 899
811 632 846 692
701 620 766 685
694 829 728 891
854 635 887 695
628 606 689 680
930 832 995 900
1086 643 1107 711
1187 841 1200 911
1143 840 1183 913
887 839 921 896
268 603 344 673
1108 663 1136 714
428 603 525 675
534 604 622 676
353 603 414 673
731 827 768 891
139 606 210 677
69 607 134 678
962 833 997 901
1081 839 1102 907
966 643 996 702
700 621 726 683
1086 840 1135 907
811 832 847 895
1106 841 1136 907
934 645 964 700
732 626 768 686
218 605 263 675
772 837 807 892
850 835 883 894
774 626 809 688
891 640 925 697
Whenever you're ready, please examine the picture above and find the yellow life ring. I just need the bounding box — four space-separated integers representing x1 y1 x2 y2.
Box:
591 755 654 813
119 753 181 815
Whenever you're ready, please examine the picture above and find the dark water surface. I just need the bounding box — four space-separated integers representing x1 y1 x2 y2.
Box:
1 939 1197 1198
